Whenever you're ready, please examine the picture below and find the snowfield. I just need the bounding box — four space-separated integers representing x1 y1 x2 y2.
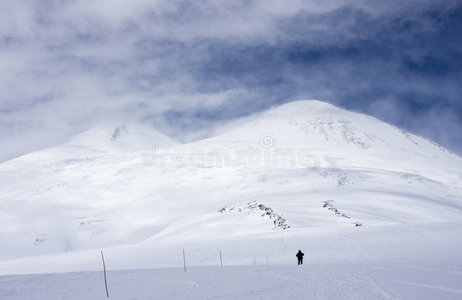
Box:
3 262 462 300
1 100 462 299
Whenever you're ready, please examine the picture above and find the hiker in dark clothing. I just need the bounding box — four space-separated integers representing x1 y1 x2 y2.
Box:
296 250 304 265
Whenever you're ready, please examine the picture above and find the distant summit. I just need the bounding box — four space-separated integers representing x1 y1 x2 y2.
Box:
69 123 179 152
198 100 460 183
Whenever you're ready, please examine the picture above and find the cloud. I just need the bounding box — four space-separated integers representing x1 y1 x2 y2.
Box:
1 0 462 161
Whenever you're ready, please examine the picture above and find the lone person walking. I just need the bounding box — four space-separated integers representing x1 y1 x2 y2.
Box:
296 250 304 265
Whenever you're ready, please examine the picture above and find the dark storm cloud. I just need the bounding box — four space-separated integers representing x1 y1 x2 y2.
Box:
1 0 461 161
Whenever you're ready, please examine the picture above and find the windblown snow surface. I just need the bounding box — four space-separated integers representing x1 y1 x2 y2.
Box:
1 100 462 299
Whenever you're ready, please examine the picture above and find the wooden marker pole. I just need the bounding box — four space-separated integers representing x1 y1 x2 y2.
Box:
101 250 109 298
183 249 187 272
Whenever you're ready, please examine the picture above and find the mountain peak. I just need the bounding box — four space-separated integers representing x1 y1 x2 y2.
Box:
266 100 343 117
68 123 179 152
196 100 461 182
279 99 338 109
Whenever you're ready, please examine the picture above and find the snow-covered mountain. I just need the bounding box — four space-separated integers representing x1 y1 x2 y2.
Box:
1 100 462 299
198 100 461 180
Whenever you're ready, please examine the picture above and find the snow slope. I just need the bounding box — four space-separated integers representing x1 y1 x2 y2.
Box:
0 123 178 259
1 100 462 299
3 263 462 300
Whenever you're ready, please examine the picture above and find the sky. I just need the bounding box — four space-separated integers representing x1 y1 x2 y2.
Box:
1 0 462 161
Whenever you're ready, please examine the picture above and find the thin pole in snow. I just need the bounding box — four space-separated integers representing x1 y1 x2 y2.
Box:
254 256 256 265
266 255 268 265
183 249 187 272
101 250 109 298
219 250 223 267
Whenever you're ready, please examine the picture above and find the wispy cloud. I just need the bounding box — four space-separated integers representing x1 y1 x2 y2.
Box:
1 0 462 161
